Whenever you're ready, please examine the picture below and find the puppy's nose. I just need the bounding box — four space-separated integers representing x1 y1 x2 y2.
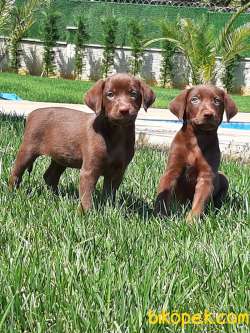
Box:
119 107 130 116
204 111 214 118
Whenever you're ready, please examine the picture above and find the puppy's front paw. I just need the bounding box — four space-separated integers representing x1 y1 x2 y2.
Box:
78 202 92 215
8 175 17 191
186 211 199 225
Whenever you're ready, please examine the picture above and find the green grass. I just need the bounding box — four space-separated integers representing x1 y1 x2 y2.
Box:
0 114 249 332
0 73 94 105
1 72 250 112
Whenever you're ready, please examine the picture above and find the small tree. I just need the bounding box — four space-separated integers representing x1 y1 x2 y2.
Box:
128 19 144 76
160 39 175 87
74 16 89 80
101 15 118 78
9 0 45 73
42 11 60 77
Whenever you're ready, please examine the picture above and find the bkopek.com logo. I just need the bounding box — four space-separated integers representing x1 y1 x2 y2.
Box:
147 309 249 328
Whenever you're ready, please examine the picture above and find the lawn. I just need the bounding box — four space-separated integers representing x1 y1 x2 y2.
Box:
0 113 249 332
1 72 250 112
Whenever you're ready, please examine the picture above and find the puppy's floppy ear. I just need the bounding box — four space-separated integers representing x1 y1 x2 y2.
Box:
84 79 105 113
224 92 238 122
140 80 156 111
169 89 190 120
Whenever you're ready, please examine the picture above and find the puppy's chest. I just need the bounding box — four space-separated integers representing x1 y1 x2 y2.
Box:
105 137 134 167
105 141 134 170
183 164 198 182
184 146 217 182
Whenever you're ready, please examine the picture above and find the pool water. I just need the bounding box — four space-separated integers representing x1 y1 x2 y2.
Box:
219 122 250 130
143 119 250 131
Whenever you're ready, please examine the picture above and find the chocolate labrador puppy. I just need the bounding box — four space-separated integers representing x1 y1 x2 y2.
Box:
155 85 238 223
9 73 155 211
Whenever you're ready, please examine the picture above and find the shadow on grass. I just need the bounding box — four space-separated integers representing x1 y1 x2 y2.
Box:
26 182 155 219
59 185 155 220
117 191 154 220
23 179 246 223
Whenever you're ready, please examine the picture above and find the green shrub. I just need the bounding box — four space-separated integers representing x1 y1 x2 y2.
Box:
160 39 176 87
42 10 60 77
222 55 241 92
101 15 118 78
74 16 89 80
128 19 144 76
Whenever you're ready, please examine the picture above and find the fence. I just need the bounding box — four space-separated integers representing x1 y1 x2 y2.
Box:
1 37 250 94
26 1 250 47
76 0 249 12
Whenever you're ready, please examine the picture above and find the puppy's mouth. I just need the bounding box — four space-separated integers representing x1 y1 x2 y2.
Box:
108 112 138 124
191 119 219 131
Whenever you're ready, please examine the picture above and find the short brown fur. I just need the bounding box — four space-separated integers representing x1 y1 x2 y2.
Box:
155 85 238 223
9 73 155 211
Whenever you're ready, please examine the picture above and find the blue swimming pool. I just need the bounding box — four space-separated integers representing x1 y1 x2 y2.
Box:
219 122 250 130
142 119 250 131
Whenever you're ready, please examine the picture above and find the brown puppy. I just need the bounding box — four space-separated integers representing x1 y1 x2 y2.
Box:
9 73 155 211
155 85 238 223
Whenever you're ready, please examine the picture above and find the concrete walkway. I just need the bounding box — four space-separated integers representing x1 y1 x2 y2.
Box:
1 99 250 158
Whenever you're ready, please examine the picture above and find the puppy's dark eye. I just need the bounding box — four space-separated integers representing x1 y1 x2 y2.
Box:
214 97 221 106
191 96 200 104
129 90 137 99
106 91 114 99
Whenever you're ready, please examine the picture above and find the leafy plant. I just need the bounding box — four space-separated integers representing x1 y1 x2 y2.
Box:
0 0 13 33
42 10 60 77
8 0 46 73
74 16 89 80
161 14 216 84
128 19 144 76
145 2 250 86
101 15 118 78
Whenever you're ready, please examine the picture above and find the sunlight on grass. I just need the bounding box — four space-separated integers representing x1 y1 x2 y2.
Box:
0 72 250 112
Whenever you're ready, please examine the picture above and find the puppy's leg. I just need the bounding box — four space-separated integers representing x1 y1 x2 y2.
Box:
155 164 183 216
43 160 66 193
213 172 229 209
186 171 214 223
79 167 100 212
9 145 37 189
103 170 125 202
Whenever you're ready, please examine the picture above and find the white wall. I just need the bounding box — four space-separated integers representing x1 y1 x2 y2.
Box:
1 36 250 92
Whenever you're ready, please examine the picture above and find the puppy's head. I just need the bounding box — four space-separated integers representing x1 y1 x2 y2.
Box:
169 85 238 131
84 74 155 124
